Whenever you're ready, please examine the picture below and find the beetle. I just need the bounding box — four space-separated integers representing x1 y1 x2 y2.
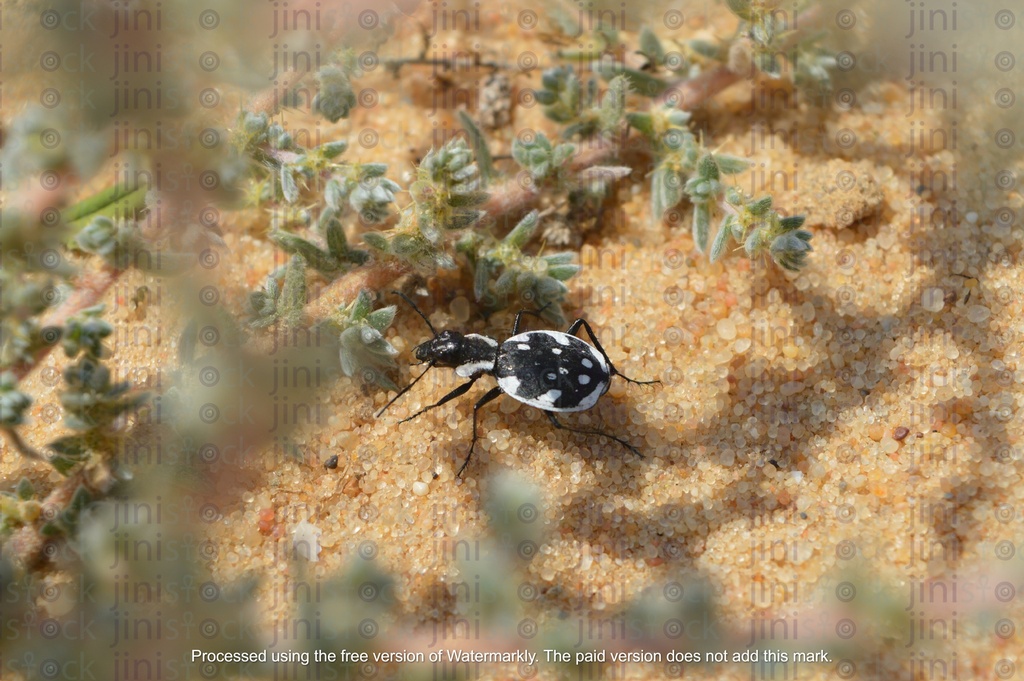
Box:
376 293 658 476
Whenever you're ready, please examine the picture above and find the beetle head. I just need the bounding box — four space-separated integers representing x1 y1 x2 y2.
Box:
415 330 466 367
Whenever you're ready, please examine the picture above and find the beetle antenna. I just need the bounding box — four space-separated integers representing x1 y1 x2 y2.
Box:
388 290 438 336
376 362 435 417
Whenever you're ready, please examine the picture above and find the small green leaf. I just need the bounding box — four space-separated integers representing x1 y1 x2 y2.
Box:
779 215 807 231
770 230 813 271
66 485 92 516
366 306 396 331
744 226 767 256
639 27 665 63
279 255 307 327
313 66 357 122
362 232 390 252
391 233 421 256
596 63 667 98
552 143 576 167
598 75 629 129
534 90 556 105
433 251 457 270
709 221 732 262
747 196 773 216
651 163 684 218
693 202 711 252
447 190 489 208
445 210 483 231
47 435 91 475
360 163 388 179
270 232 335 274
547 264 581 281
15 477 34 500
626 112 654 137
319 140 348 159
457 111 495 185
494 270 516 295
48 450 83 473
336 289 401 391
473 259 493 301
697 153 720 181
730 217 746 241
542 252 574 266
726 0 753 21
0 379 33 427
324 178 345 210
715 154 749 174
323 212 348 257
280 166 299 203
504 211 539 248
689 39 722 60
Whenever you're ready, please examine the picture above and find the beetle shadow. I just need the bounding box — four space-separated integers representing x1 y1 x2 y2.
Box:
559 204 1016 581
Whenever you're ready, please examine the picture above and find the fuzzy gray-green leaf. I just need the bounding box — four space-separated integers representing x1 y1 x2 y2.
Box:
693 202 711 253
715 154 749 175
504 211 539 248
366 306 396 332
281 166 300 203
709 221 732 263
473 259 493 301
639 26 665 63
547 264 580 281
270 232 334 274
362 232 390 252
457 111 495 185
651 163 684 218
626 112 654 138
391 233 422 257
324 178 345 210
779 215 807 231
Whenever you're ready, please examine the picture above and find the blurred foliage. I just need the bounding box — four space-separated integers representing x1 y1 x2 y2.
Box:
0 1 847 679
333 290 400 391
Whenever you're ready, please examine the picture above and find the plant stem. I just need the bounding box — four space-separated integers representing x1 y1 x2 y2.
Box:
383 56 503 76
305 259 413 321
657 65 741 107
1 428 46 462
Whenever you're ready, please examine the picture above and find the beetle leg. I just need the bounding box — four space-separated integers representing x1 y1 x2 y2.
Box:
398 376 479 424
566 318 659 385
546 412 644 458
458 386 503 477
510 303 554 335
376 362 435 418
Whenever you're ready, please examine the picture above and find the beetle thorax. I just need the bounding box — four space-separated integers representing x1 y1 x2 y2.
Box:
416 331 498 377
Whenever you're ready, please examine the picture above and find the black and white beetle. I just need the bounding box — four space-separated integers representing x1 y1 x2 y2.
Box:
377 293 658 477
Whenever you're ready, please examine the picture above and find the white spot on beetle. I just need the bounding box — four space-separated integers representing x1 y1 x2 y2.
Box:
581 358 593 368
574 381 606 410
538 389 562 405
467 334 499 347
546 373 556 381
456 360 494 378
579 375 591 385
502 375 521 395
518 343 531 350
